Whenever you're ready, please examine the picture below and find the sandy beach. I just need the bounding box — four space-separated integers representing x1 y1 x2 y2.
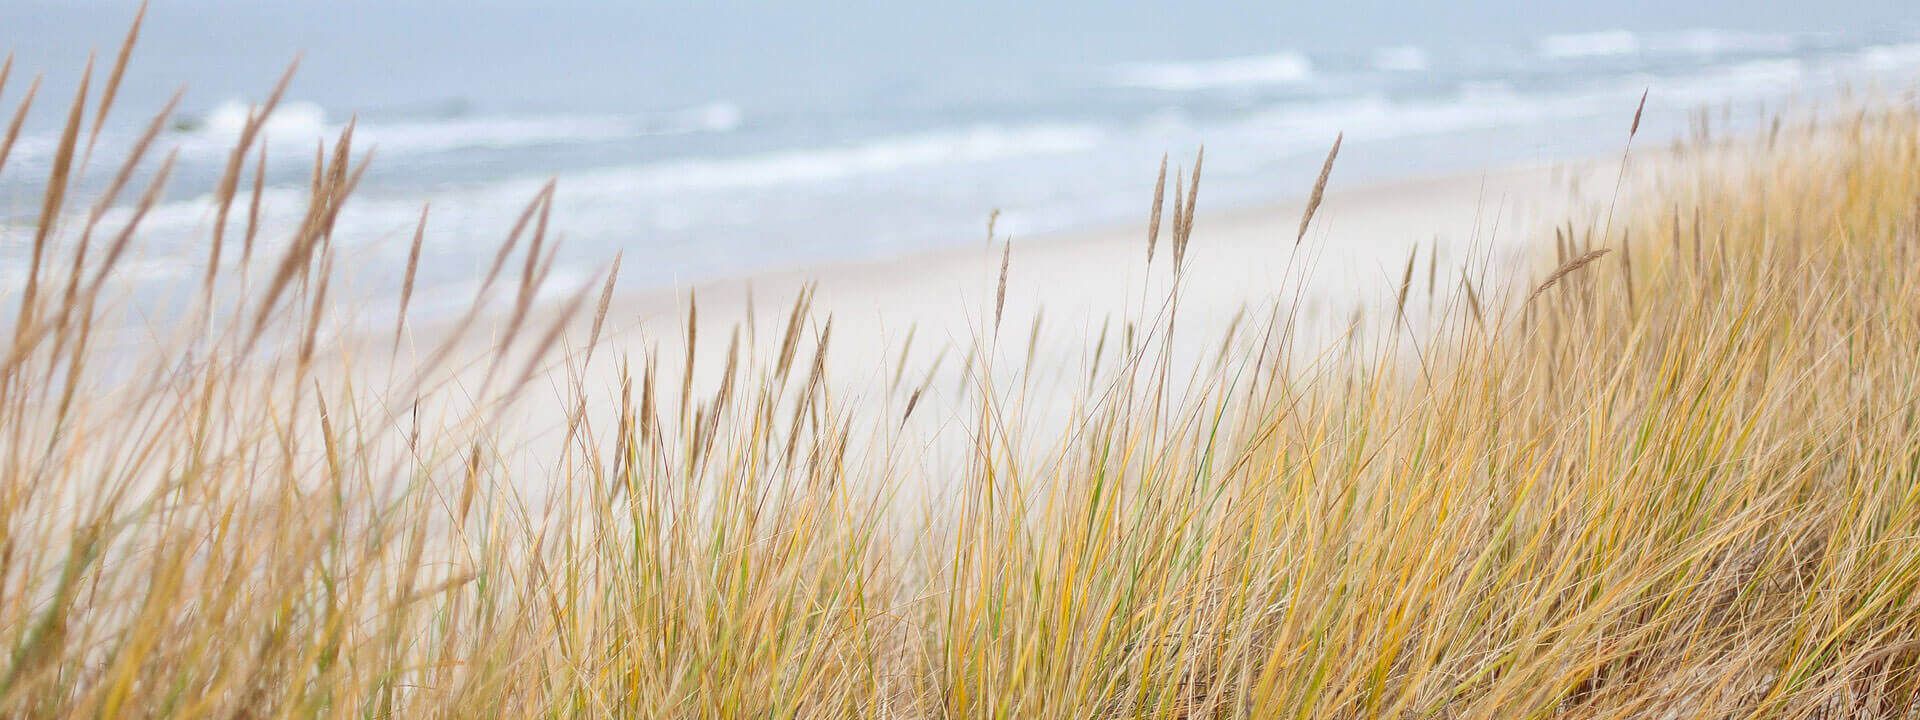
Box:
616 161 1598 366
439 157 1618 482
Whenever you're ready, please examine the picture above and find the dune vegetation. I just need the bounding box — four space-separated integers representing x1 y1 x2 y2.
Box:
4 15 1920 719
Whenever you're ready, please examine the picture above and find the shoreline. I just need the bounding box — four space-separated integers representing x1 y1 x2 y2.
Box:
602 159 1602 329
575 157 1614 380
429 154 1625 473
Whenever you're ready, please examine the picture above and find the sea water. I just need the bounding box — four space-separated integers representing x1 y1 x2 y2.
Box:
0 0 1916 316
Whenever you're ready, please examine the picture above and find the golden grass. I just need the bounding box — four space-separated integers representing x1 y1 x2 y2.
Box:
3 18 1920 718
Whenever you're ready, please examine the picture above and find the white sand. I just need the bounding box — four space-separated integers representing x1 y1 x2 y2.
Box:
601 163 1598 384
406 158 1619 492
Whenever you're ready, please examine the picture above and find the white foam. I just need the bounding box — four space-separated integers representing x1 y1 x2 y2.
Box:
1242 49 1865 152
1236 93 1531 150
37 120 1108 297
0 133 54 168
685 102 744 133
1110 52 1314 91
1644 29 1797 57
360 103 742 156
167 99 745 161
355 115 638 155
1858 43 1920 72
203 98 329 139
1670 59 1807 100
1372 46 1430 73
563 123 1106 194
1539 31 1642 59
1539 29 1799 62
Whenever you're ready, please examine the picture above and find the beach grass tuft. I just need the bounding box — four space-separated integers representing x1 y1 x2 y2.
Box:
2 16 1920 718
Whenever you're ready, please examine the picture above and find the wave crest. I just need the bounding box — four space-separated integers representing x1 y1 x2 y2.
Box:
1539 31 1642 59
1110 52 1314 91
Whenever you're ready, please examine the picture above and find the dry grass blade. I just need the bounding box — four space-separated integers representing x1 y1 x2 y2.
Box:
1425 239 1438 299
1393 246 1418 321
399 182 554 384
1170 166 1185 262
0 74 40 176
1461 271 1484 329
803 318 833 400
1620 229 1636 312
1630 88 1648 139
503 273 603 405
483 182 555 287
774 284 814 381
52 89 179 349
890 324 918 394
1146 153 1167 263
207 59 300 292
680 291 698 428
394 204 430 351
1297 132 1342 244
1604 90 1651 243
994 240 1011 334
80 0 145 172
1176 146 1203 269
583 251 623 367
84 149 176 302
314 123 370 242
78 87 178 241
1526 248 1611 305
16 55 93 344
296 245 336 369
1023 310 1044 373
712 327 740 421
242 142 266 270
242 122 359 352
487 183 556 384
900 387 924 428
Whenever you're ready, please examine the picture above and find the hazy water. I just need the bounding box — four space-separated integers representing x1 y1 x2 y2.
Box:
1 0 1917 313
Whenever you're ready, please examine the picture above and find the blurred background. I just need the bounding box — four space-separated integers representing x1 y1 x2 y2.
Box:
1 0 1916 310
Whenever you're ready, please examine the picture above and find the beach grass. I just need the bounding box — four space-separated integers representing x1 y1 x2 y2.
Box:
3 17 1920 718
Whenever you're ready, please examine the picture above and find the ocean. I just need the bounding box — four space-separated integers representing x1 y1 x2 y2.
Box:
1 0 1917 313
